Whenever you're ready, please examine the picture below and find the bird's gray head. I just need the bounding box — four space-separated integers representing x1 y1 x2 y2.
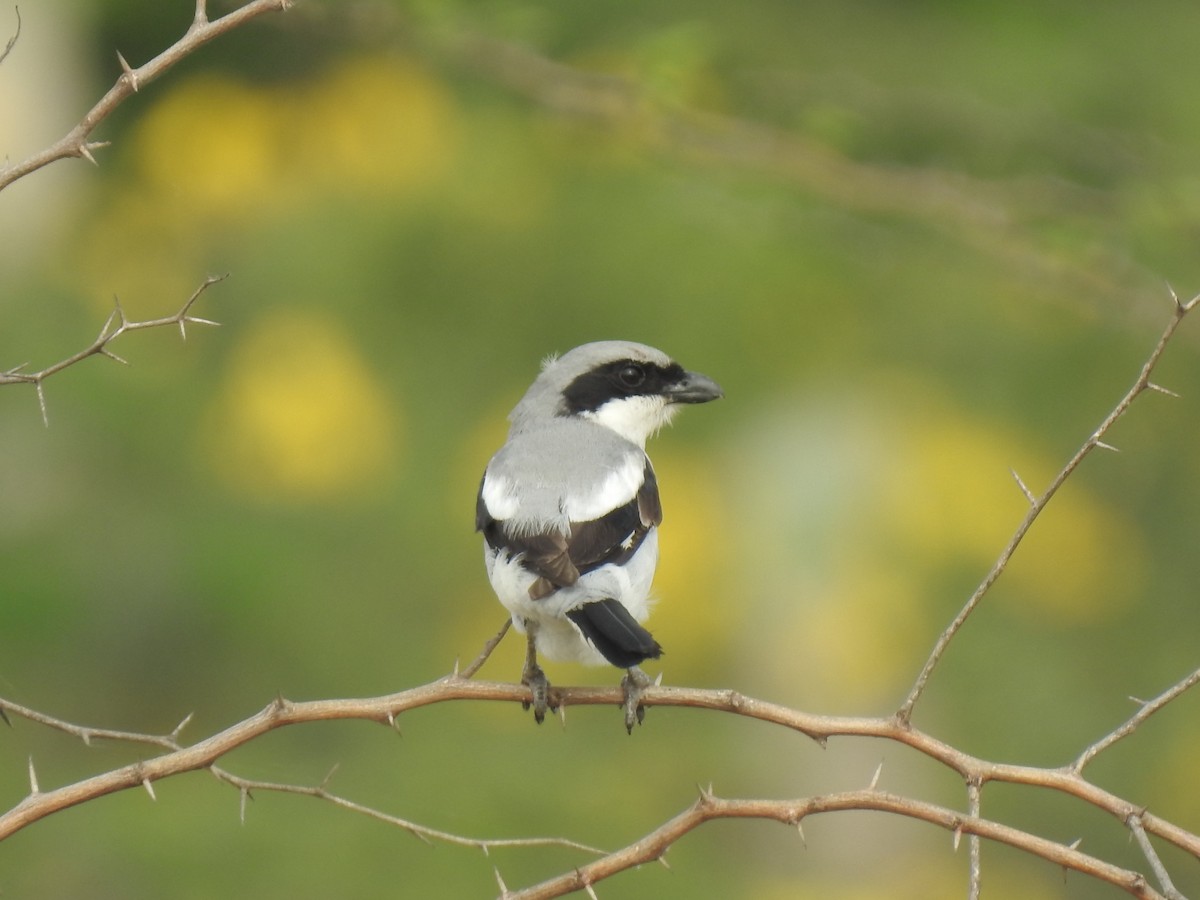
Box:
508 340 723 447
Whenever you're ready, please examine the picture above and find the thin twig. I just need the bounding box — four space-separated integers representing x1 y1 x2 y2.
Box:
458 618 512 679
0 0 290 193
966 779 982 900
0 697 181 750
1128 813 1187 900
0 6 19 67
1073 665 1200 773
0 275 224 424
208 766 606 856
896 291 1199 725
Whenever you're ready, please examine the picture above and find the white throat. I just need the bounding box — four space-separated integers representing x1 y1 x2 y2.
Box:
580 395 677 448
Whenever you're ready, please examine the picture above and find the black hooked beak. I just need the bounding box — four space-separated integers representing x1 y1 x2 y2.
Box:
666 370 724 404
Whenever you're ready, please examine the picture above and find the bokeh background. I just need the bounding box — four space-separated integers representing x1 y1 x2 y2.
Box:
2 1 1199 897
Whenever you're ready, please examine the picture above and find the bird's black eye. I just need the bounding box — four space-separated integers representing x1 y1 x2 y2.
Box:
617 364 646 388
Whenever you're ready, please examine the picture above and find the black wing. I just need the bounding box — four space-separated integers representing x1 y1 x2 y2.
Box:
477 460 661 600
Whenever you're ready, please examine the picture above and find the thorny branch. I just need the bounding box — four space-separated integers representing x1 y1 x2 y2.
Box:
0 275 223 424
504 789 1166 900
895 289 1200 726
0 0 290 194
1 660 1198 896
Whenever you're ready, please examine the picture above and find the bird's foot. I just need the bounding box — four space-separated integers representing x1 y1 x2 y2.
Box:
620 667 652 734
521 661 554 724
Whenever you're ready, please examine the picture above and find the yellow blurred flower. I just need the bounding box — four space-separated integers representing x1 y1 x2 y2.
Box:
294 57 458 193
204 310 399 502
729 380 1146 706
134 73 285 220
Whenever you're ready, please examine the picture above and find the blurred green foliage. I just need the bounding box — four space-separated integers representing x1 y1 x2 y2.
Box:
2 0 1200 897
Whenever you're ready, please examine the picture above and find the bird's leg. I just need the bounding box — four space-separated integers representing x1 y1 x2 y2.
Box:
520 624 553 724
620 666 652 733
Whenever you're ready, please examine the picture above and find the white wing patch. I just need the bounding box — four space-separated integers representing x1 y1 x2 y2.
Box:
480 472 519 519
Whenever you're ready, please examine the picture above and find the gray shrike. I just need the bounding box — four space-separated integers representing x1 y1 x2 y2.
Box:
476 341 723 731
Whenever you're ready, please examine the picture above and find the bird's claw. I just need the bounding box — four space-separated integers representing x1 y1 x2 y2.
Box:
522 661 554 724
621 667 652 734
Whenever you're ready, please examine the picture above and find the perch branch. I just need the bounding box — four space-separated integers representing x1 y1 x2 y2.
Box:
1 672 1196 883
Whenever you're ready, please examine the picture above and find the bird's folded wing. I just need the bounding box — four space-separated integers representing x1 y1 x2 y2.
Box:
477 452 661 599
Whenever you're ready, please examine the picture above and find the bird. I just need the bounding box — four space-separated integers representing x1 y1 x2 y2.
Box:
475 340 723 732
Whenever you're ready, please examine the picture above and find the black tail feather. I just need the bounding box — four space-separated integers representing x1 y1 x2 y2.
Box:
567 599 662 668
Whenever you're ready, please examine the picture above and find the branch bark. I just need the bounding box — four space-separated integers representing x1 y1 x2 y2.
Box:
0 0 290 194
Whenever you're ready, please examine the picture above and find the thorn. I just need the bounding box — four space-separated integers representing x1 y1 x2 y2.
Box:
557 703 567 727
100 347 129 366
493 866 509 897
1009 467 1036 506
3 362 29 375
1146 382 1180 398
796 821 806 848
657 853 672 869
116 50 139 91
78 143 99 166
868 760 884 791
239 786 249 825
172 711 194 738
481 844 490 858
96 308 118 344
452 656 460 676
319 764 339 790
1094 440 1119 453
653 670 663 686
27 757 39 795
81 730 92 746
0 705 9 727
953 822 963 851
584 883 599 900
1168 281 1182 312
36 379 48 427
143 777 157 801
183 315 220 328
1067 837 1083 851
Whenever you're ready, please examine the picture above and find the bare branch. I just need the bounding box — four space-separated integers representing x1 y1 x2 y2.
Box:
505 790 1165 900
1128 814 1187 900
966 779 982 900
0 0 290 193
896 291 1200 725
2 675 1197 874
0 275 225 424
458 618 512 680
208 766 606 857
1072 665 1200 773
0 697 178 751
